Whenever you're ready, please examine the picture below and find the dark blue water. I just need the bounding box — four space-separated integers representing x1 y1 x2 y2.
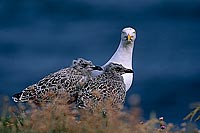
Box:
0 0 200 125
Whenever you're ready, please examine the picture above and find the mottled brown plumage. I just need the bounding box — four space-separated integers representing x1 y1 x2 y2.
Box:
12 58 102 103
77 63 134 110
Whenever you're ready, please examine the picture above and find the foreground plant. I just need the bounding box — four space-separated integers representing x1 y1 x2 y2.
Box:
0 96 199 133
184 102 200 122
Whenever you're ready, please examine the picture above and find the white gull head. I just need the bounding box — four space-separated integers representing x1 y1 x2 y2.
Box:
102 27 136 91
121 27 136 46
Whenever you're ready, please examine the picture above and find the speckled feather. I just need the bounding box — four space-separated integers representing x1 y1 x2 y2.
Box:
12 58 101 103
77 63 133 110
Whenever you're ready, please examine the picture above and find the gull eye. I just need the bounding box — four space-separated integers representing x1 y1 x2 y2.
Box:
89 61 92 65
73 60 77 64
121 31 126 34
115 67 122 71
84 64 88 67
79 60 83 63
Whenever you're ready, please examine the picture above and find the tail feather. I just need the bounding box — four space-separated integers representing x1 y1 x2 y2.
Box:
12 84 37 102
12 92 23 102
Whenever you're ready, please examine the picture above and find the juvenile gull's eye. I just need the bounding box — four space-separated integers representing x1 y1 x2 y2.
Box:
115 67 122 71
82 64 88 67
121 31 125 34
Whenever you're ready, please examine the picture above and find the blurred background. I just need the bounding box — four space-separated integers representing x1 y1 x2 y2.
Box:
0 0 200 125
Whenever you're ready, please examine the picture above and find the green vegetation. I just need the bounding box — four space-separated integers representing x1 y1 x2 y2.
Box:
0 96 199 133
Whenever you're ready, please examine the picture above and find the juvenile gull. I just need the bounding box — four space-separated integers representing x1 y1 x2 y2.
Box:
78 63 134 110
93 27 136 92
12 58 103 103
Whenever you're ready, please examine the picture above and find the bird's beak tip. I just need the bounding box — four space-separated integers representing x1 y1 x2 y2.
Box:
92 66 103 71
126 69 134 73
127 34 131 41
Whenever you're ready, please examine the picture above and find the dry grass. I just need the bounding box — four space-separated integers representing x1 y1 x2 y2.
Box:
0 96 199 133
184 102 200 122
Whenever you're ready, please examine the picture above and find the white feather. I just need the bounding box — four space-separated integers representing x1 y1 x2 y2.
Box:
93 27 136 91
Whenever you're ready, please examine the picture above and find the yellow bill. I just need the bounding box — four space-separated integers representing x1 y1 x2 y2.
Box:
127 34 131 41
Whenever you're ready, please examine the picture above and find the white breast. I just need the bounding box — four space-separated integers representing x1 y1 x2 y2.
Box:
122 73 133 91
